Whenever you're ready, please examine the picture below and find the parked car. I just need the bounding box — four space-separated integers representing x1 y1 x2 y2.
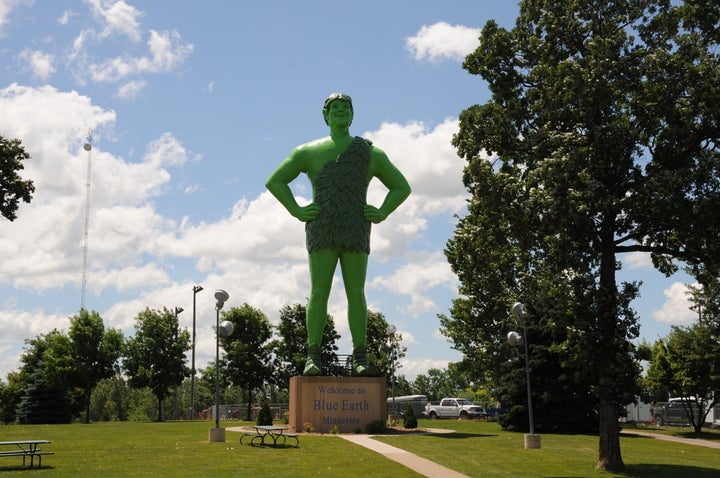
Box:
424 398 487 420
653 398 703 426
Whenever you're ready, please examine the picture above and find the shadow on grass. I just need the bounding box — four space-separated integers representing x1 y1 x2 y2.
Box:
0 465 55 472
622 463 720 477
674 431 720 441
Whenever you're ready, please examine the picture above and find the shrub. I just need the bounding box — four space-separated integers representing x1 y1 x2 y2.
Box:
403 403 418 429
256 401 273 426
364 419 387 434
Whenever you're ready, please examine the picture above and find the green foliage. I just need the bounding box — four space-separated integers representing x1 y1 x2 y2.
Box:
411 366 467 401
221 303 274 420
644 322 720 432
402 403 418 429
271 303 341 379
0 134 35 221
366 310 406 381
364 419 387 434
123 307 191 421
256 400 273 426
68 308 124 423
15 329 75 423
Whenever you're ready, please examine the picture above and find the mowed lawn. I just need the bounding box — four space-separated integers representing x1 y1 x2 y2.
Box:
0 420 719 477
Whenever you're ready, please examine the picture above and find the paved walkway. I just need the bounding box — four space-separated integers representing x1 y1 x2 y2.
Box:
341 433 470 478
621 430 720 449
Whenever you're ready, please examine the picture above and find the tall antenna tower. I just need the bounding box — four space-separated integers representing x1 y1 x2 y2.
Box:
81 129 93 309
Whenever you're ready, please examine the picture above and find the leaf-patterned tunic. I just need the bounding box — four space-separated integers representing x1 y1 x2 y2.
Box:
306 136 372 254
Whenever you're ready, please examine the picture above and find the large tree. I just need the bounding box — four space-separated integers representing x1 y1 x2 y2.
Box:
445 0 720 471
221 304 274 420
124 307 191 421
0 135 35 221
15 330 75 424
68 309 124 423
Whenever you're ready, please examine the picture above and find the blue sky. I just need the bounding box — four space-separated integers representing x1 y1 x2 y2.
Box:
0 0 697 382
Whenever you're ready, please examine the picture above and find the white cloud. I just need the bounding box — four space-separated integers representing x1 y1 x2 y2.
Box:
116 79 146 99
400 357 454 380
623 250 653 270
0 0 28 34
88 29 193 83
370 252 458 317
652 282 698 325
19 49 56 79
85 0 143 42
406 22 481 62
58 9 76 26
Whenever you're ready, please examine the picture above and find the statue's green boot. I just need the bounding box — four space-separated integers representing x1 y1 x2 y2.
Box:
352 347 375 376
303 344 322 376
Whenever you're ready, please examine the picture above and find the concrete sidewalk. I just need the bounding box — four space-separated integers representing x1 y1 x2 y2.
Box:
341 433 470 478
621 430 720 449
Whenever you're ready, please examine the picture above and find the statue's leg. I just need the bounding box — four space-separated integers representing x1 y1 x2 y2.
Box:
304 248 339 375
339 251 373 376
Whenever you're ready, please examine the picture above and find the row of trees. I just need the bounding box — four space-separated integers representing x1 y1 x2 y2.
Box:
0 303 410 425
444 0 720 472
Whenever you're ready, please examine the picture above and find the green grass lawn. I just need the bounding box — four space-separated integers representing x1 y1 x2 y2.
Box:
0 420 718 477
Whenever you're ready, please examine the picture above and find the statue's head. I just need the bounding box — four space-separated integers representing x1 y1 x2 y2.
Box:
322 93 353 126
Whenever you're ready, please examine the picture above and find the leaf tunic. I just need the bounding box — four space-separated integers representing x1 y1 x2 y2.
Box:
306 136 372 254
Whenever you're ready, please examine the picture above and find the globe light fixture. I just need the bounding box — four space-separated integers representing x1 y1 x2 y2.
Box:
508 302 540 449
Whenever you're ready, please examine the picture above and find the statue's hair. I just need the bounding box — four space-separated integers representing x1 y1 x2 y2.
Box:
322 93 353 124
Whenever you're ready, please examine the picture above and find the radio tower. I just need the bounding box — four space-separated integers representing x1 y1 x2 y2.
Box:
81 129 93 309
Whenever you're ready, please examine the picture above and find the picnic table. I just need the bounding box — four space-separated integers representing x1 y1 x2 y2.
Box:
240 425 299 447
0 440 53 468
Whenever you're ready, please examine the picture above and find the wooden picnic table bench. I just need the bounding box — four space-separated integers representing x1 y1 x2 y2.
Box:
0 440 53 468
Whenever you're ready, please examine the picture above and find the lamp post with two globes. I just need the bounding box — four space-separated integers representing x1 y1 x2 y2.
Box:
507 301 541 449
209 289 233 443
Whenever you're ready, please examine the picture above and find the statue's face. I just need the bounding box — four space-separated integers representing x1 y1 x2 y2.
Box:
324 100 353 128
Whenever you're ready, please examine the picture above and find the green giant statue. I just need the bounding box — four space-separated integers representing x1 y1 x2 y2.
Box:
266 93 411 376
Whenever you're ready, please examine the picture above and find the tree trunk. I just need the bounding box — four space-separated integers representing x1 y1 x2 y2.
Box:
596 397 623 471
84 389 91 424
596 227 625 472
245 388 253 421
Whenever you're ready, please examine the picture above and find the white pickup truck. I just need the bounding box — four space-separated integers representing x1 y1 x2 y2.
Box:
424 398 486 420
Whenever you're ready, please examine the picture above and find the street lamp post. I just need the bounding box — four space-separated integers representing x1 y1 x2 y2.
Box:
190 285 203 419
209 289 230 443
386 324 397 419
508 302 541 449
173 307 184 420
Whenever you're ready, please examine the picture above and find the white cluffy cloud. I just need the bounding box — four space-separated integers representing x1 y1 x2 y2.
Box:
85 0 144 42
406 21 481 62
652 282 698 325
19 49 56 79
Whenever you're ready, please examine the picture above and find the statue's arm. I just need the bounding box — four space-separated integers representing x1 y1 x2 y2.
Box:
364 150 411 224
265 150 320 222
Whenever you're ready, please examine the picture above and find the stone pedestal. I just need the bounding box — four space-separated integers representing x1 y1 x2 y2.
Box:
289 376 386 434
524 433 541 449
208 427 226 442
